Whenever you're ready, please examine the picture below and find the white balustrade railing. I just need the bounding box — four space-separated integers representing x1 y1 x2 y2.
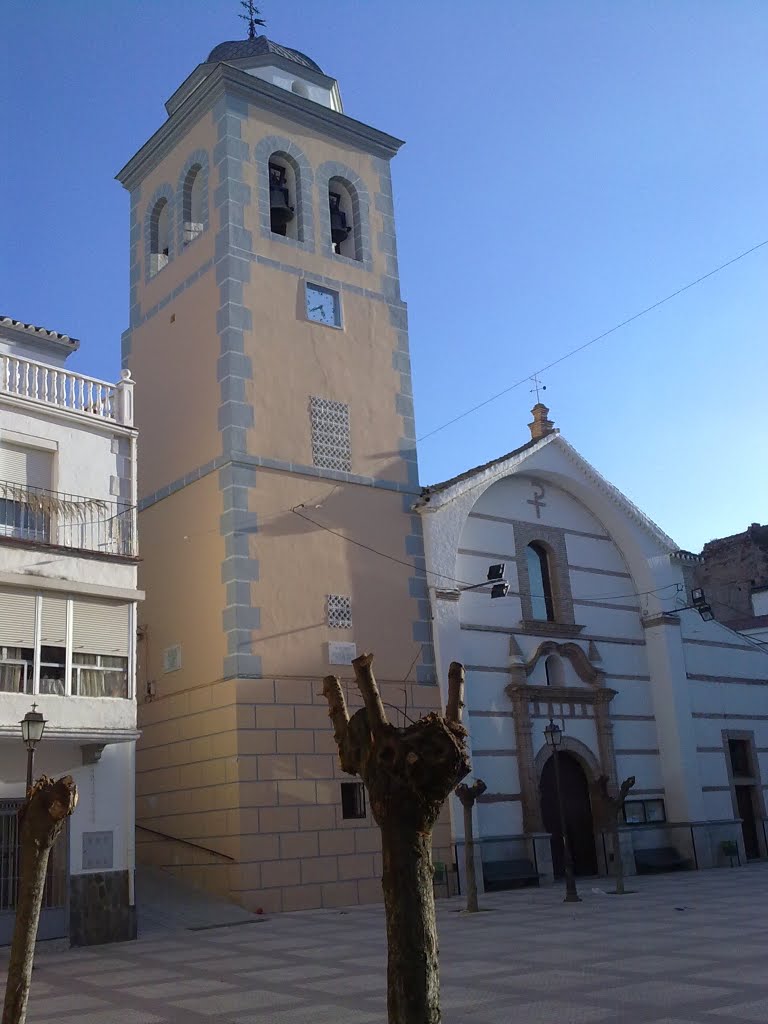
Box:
0 356 134 425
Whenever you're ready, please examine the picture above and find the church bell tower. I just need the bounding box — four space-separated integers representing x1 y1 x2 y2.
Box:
117 33 445 911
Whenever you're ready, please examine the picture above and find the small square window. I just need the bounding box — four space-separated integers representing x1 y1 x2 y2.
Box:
306 283 341 327
644 799 666 823
327 594 352 629
623 800 646 824
341 781 366 819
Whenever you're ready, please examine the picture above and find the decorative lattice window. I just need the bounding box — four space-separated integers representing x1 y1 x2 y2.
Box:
327 594 352 629
310 397 351 472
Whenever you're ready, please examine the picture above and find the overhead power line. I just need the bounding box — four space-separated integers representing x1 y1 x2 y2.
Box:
417 237 768 443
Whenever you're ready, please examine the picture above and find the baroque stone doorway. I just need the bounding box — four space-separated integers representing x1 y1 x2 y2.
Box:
540 752 598 877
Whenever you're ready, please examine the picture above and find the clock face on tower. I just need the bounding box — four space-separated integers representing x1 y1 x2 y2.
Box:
305 284 341 327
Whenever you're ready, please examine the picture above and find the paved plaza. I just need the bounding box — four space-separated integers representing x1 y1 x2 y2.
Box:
8 864 768 1023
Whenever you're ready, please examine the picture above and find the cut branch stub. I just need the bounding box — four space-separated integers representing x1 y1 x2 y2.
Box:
445 661 465 724
352 652 389 736
324 656 470 828
455 778 487 809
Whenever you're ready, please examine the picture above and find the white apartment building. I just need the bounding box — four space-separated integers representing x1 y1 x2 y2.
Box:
0 315 140 946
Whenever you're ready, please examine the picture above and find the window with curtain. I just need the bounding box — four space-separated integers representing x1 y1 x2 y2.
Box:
73 653 128 698
72 598 130 697
527 542 555 621
0 647 32 693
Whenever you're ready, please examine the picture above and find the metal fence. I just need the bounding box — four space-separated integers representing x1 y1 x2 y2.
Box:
0 481 135 557
0 799 68 944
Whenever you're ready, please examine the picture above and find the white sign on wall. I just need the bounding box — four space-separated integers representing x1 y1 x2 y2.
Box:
328 641 357 666
163 644 182 673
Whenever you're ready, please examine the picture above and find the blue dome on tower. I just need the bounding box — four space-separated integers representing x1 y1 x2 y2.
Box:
206 35 324 75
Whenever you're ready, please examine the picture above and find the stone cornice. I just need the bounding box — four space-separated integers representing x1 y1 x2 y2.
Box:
519 620 585 639
554 437 679 553
507 683 617 705
165 55 338 116
117 64 404 191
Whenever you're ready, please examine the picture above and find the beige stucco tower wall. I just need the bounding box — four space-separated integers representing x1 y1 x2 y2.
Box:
117 39 448 912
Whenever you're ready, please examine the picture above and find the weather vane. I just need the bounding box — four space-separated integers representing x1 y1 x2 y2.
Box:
529 373 547 404
239 0 266 39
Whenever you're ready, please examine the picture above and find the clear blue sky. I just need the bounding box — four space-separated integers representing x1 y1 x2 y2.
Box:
2 1 766 552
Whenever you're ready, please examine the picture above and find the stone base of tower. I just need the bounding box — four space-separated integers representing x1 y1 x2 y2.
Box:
136 674 454 914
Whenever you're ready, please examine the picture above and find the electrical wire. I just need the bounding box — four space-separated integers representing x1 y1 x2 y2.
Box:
416 237 768 443
292 505 687 603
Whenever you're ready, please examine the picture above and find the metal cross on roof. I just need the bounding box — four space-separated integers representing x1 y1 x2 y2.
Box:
239 0 266 39
529 373 547 404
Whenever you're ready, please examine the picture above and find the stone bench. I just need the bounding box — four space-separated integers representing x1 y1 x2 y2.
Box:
482 858 540 891
634 846 693 874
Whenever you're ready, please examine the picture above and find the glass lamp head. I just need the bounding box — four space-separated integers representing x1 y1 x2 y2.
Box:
21 704 46 750
544 718 562 749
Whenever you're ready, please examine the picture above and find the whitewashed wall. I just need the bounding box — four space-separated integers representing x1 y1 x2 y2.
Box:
422 436 768 859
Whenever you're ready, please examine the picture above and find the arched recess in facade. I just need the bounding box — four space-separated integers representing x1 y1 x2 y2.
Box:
505 639 617 833
315 160 372 268
253 134 315 250
176 148 210 250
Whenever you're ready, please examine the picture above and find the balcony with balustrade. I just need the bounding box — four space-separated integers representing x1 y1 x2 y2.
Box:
0 353 137 559
0 353 134 427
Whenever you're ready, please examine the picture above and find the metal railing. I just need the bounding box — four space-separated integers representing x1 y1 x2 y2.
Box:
136 824 235 862
0 799 68 915
0 355 134 426
0 481 136 557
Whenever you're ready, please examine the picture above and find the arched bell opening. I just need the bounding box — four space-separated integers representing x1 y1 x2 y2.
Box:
182 164 205 245
268 154 299 240
149 197 171 277
328 177 358 259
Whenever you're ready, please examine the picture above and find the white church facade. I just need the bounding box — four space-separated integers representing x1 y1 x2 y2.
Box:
417 404 768 886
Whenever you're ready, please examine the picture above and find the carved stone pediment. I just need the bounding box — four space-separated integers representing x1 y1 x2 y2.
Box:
526 639 603 683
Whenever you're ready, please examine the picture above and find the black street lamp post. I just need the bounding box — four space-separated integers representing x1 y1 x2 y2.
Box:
21 704 47 793
544 718 581 904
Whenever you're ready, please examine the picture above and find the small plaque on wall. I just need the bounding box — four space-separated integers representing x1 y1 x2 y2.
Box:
163 644 182 673
328 641 357 666
82 830 114 871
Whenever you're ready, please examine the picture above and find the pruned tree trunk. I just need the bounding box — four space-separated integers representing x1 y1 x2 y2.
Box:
591 774 634 895
455 779 486 913
323 654 470 1024
2 776 78 1024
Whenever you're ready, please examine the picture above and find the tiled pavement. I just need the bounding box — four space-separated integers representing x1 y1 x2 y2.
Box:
9 864 768 1023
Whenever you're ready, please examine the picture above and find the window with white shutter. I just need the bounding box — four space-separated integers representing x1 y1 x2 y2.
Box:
0 589 35 693
0 589 36 647
72 599 130 656
40 595 67 646
39 594 68 696
0 444 53 542
0 444 52 488
72 599 129 697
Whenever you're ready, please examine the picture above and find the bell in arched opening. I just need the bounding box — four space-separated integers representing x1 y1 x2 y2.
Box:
329 191 351 251
269 163 295 236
